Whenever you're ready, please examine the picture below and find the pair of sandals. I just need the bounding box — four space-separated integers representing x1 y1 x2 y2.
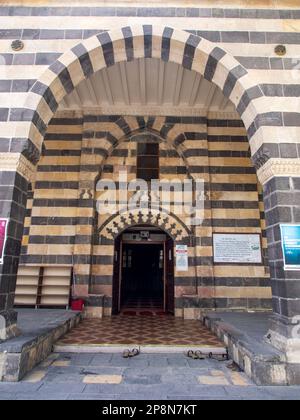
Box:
123 348 140 358
187 350 206 360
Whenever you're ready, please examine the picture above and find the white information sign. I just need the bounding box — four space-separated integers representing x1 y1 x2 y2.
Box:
213 234 262 264
176 245 188 272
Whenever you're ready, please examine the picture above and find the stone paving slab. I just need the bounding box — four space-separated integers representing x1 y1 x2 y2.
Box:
203 312 292 386
0 352 299 400
0 309 81 382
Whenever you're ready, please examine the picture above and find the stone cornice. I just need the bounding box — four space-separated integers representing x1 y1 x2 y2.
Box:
257 158 300 185
0 153 36 182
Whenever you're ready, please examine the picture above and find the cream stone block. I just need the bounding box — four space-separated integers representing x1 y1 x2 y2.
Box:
93 245 114 256
214 287 272 299
160 174 188 182
24 218 31 228
26 244 73 255
74 264 90 276
229 75 255 109
209 142 250 152
152 31 164 59
123 116 140 132
209 157 252 167
39 156 80 165
132 34 146 60
83 375 122 384
168 47 185 68
183 308 202 320
175 308 184 318
218 42 300 59
250 126 300 157
110 35 128 64
29 225 76 236
198 376 229 386
0 39 78 54
213 55 239 94
0 15 291 32
89 48 106 77
45 141 82 150
185 156 209 166
49 79 68 107
31 207 75 217
213 265 267 277
176 140 208 150
212 209 260 219
195 226 213 236
34 190 79 199
210 174 257 183
191 47 209 77
253 96 300 114
196 266 215 277
0 122 29 139
73 244 93 255
0 65 44 80
0 92 29 108
249 69 300 85
84 307 104 319
92 265 114 276
151 117 165 132
211 191 258 201
36 172 79 181
103 307 112 317
68 59 86 89
22 236 29 246
28 123 44 150
46 123 82 134
195 246 213 257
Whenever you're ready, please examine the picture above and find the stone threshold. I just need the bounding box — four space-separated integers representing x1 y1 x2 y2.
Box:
202 312 296 386
0 310 82 382
54 344 227 354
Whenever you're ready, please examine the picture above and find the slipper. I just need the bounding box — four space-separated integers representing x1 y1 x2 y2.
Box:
195 350 206 360
129 348 140 357
187 350 201 360
123 349 130 358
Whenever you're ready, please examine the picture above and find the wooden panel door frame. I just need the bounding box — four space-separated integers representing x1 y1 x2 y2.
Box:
112 233 174 315
164 237 175 314
112 236 123 315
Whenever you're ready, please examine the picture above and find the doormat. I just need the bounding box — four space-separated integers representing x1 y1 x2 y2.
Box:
121 309 168 317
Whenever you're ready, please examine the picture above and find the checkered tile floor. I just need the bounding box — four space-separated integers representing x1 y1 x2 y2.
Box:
57 315 224 347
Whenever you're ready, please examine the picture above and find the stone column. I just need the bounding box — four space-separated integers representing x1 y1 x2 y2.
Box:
0 154 34 340
259 166 300 381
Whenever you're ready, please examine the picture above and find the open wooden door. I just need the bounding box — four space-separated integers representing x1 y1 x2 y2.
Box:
112 236 122 315
165 237 175 314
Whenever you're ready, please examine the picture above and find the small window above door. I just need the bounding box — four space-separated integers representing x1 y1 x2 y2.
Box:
136 141 159 181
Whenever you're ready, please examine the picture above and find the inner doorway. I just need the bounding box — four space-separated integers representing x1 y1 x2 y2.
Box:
121 243 164 310
112 226 175 315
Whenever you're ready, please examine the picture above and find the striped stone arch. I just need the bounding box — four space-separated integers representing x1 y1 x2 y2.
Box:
98 208 192 244
20 24 264 167
90 125 195 181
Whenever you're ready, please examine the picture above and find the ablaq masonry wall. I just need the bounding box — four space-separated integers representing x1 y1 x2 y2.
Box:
19 111 271 316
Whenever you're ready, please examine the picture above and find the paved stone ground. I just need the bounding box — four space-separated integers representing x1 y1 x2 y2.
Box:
0 353 300 400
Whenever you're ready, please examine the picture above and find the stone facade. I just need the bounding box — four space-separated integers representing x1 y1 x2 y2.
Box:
19 111 270 316
0 0 299 382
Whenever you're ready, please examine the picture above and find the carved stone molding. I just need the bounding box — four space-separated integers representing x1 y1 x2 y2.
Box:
0 153 36 182
257 158 300 185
